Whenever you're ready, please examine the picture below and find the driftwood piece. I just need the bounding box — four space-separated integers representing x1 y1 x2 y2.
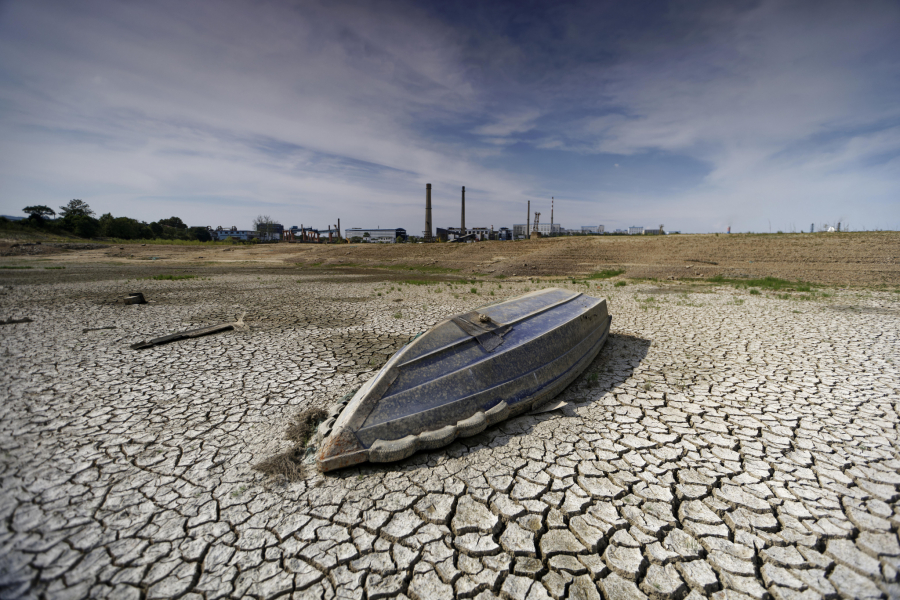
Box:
0 317 32 325
131 313 246 350
131 323 234 350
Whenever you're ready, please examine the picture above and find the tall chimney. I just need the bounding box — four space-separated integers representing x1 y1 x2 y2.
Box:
424 183 433 242
551 197 554 228
337 218 341 240
461 186 466 233
527 200 530 237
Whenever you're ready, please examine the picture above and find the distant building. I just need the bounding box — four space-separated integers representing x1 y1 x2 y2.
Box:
211 226 258 241
628 226 644 235
581 225 605 234
259 223 284 241
536 223 562 236
447 226 494 241
497 227 513 241
513 224 529 239
347 227 407 243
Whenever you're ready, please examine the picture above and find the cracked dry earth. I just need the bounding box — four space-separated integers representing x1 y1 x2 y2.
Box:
1 274 900 600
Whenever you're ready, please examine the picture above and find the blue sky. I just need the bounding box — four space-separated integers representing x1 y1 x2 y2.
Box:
1 0 898 233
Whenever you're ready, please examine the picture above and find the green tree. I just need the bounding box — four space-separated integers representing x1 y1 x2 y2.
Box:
59 199 94 218
158 216 187 229
150 222 164 237
189 226 212 242
23 205 56 220
103 216 142 239
68 215 100 238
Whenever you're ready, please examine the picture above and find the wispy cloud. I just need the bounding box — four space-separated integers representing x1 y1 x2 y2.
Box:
0 0 898 232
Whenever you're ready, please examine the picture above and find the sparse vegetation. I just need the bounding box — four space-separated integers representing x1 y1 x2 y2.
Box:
147 274 196 280
254 407 329 481
0 266 33 269
707 275 814 292
615 281 627 287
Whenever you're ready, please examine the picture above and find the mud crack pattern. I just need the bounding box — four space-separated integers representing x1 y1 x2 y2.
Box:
1 274 899 600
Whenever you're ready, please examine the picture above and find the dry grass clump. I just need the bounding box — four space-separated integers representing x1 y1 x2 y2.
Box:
254 407 328 481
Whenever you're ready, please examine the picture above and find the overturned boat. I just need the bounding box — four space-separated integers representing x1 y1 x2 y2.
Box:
316 287 611 472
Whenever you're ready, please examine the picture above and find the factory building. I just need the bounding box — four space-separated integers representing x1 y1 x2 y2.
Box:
581 225 605 234
345 228 407 243
444 226 494 241
628 226 644 235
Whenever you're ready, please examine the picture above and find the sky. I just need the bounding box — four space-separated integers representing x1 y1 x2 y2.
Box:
1 0 898 234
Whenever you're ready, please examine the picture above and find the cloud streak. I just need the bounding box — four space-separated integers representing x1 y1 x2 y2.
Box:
0 0 898 233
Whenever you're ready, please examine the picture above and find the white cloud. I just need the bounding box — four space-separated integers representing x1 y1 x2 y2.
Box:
0 0 897 233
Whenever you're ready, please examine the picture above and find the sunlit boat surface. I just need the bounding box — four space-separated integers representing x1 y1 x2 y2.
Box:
316 287 611 472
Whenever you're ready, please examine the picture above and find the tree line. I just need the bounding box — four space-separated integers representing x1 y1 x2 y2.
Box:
5 200 212 241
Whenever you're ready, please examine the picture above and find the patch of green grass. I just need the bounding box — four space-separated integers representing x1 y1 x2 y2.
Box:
587 269 625 280
392 312 402 319
615 281 627 287
470 287 477 294
749 288 760 295
147 274 196 280
494 274 506 279
708 275 815 291
0 265 33 269
44 266 65 269
378 263 460 274
400 279 435 285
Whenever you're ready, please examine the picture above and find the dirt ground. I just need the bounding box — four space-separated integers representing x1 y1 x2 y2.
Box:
0 231 898 287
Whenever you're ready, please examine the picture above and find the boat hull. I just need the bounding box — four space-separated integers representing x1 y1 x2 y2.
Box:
317 288 611 471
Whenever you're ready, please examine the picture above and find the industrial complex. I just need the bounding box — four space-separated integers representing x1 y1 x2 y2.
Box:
208 184 666 243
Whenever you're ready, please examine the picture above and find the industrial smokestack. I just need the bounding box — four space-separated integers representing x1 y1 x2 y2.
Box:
424 183 433 242
551 197 554 228
527 201 530 239
337 218 341 240
461 186 465 232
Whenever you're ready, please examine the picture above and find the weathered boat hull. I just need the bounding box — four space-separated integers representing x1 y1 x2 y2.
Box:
316 288 611 471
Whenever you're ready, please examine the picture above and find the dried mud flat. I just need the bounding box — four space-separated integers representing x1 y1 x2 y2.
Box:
1 259 900 600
